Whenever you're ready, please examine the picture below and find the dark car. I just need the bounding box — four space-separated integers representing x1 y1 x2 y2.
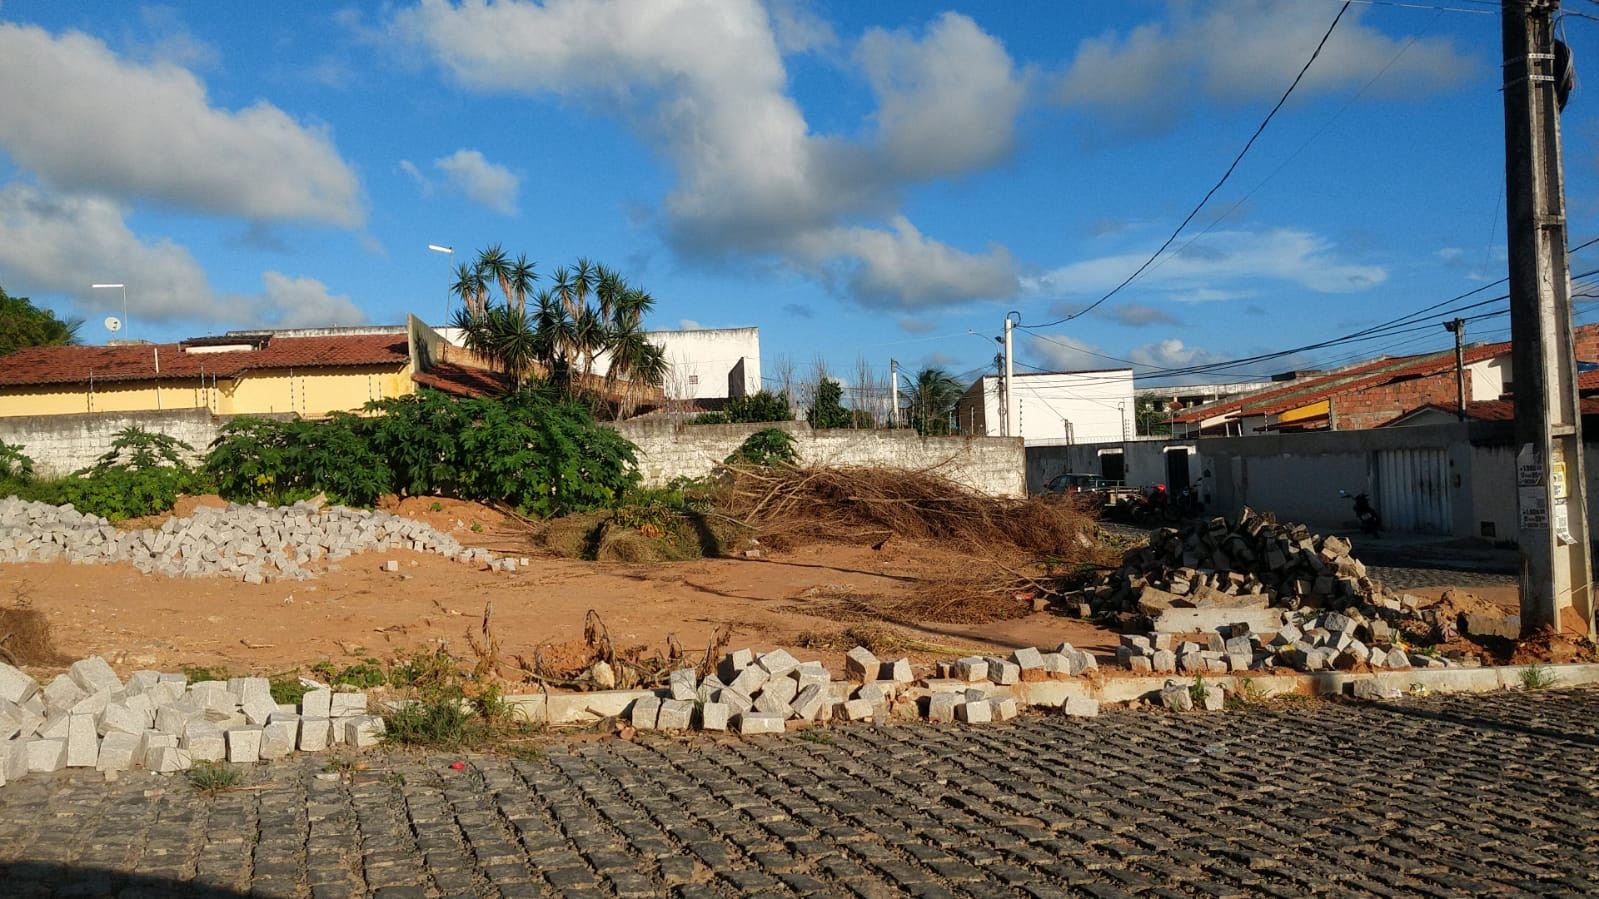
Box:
1045 473 1122 494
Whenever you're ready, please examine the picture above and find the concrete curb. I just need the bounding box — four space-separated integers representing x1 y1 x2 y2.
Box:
501 662 1599 726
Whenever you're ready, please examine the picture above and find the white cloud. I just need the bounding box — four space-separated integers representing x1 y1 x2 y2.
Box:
0 183 365 330
859 12 1027 180
1028 334 1126 374
1127 338 1228 371
678 319 703 330
1056 0 1477 134
434 149 520 215
797 217 1019 308
1109 303 1181 327
391 0 1025 308
238 272 367 329
1029 228 1385 300
0 183 212 320
0 22 363 226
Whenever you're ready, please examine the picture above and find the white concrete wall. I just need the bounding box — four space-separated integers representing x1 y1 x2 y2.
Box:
648 328 761 403
612 420 1026 497
957 370 1133 446
0 409 294 477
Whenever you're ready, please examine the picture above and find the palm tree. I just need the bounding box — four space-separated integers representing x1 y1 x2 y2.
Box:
506 254 538 317
606 318 668 418
905 367 964 435
450 262 488 318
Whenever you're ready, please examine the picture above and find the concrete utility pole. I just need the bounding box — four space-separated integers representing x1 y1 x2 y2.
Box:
890 358 900 429
1003 313 1018 440
1502 0 1595 639
1444 318 1467 421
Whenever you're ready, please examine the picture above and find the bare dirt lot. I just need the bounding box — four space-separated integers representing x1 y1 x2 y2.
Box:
3 495 1561 686
0 496 1121 683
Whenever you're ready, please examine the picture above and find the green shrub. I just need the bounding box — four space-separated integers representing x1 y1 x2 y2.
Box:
37 426 209 521
695 390 792 425
806 379 852 429
725 428 798 467
0 438 34 481
205 415 390 507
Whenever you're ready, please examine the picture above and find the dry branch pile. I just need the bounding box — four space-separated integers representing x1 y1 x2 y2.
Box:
724 465 1100 557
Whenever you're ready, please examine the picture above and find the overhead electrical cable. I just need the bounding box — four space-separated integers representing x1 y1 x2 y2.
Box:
1022 1 1353 331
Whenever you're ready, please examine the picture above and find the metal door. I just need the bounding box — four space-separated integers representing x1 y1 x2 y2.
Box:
1375 448 1452 534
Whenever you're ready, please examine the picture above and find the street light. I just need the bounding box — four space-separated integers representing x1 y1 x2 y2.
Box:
427 244 453 324
91 283 127 341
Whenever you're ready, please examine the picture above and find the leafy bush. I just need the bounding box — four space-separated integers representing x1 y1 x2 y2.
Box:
694 391 792 425
806 379 852 429
35 426 209 521
725 428 798 467
0 438 34 481
205 415 391 507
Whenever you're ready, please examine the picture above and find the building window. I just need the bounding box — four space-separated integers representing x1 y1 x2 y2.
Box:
688 375 699 385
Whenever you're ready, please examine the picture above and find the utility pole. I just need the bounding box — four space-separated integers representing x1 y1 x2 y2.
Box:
1502 0 1595 639
1444 318 1467 421
889 358 900 429
1003 313 1018 440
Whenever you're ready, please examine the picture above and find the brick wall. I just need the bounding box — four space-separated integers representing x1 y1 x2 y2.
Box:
1330 370 1468 431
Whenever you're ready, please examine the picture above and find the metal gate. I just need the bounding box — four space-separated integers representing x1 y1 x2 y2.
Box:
1375 448 1452 534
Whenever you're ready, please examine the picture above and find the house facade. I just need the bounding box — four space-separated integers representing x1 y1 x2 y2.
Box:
954 369 1134 446
0 330 413 419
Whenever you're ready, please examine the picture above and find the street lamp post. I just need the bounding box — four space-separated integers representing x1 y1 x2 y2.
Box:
91 283 127 340
427 244 453 324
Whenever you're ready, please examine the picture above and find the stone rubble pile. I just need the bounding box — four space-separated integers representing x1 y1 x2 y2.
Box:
1065 510 1474 673
0 656 384 788
628 643 1107 736
0 497 506 583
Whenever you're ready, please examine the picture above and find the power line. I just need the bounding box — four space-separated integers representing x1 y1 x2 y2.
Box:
1022 1 1353 331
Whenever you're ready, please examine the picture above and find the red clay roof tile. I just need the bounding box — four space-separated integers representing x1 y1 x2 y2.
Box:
0 334 408 387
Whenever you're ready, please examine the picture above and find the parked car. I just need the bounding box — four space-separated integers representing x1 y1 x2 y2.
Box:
1044 473 1123 495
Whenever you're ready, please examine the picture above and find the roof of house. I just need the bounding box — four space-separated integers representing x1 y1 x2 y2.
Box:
1378 397 1599 426
0 334 408 387
410 362 513 398
1169 354 1413 425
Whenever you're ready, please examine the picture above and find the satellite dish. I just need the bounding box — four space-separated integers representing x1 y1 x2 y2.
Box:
104 316 122 333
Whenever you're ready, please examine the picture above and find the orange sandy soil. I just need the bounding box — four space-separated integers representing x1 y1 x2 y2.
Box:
1 496 1128 685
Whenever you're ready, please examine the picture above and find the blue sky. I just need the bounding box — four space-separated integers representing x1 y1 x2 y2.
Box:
2 0 1596 391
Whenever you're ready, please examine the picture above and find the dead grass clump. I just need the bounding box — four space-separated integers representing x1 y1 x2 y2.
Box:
724 464 1102 558
795 624 980 657
0 586 68 667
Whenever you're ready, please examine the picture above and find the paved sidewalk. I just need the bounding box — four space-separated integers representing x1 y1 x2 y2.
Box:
3 687 1597 898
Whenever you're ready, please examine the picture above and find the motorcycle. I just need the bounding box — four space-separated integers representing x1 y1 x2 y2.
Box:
1339 489 1382 534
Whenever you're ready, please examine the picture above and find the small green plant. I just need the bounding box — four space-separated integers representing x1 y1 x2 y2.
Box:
724 428 798 467
188 761 243 795
1519 662 1559 691
798 730 834 745
182 665 232 683
470 522 483 533
1188 673 1207 704
0 438 35 482
311 658 388 690
430 501 443 512
1224 677 1271 710
383 689 476 748
270 677 311 706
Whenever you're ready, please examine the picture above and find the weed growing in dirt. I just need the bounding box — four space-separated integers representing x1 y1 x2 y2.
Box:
188 761 243 795
1520 663 1559 690
1224 677 1271 710
182 665 232 683
270 678 310 706
312 658 387 690
1188 674 1208 705
798 730 834 745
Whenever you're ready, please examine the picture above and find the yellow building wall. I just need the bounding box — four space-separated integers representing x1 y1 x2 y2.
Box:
217 366 413 417
1277 399 1330 424
0 365 413 419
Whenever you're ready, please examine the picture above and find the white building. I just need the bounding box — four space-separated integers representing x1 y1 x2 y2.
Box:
646 327 761 408
955 369 1134 446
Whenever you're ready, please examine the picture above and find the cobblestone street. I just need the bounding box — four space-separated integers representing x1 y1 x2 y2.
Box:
3 686 1597 898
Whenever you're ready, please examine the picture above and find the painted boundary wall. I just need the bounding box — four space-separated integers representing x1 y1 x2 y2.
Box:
1029 420 1599 543
611 420 1027 497
0 408 300 476
5 409 1027 498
